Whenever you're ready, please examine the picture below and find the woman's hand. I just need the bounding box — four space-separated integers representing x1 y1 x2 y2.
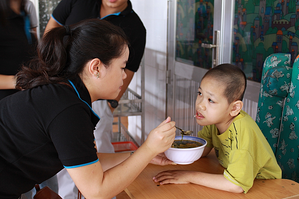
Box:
150 153 176 166
143 117 176 155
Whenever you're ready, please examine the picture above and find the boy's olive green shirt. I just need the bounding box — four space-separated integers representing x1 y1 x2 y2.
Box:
198 110 282 193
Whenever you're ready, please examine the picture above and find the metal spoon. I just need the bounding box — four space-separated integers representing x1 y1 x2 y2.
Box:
175 126 193 135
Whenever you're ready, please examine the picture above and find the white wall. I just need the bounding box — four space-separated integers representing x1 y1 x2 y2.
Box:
128 0 168 144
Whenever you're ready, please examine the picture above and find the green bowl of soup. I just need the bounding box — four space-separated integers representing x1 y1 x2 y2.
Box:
165 136 207 165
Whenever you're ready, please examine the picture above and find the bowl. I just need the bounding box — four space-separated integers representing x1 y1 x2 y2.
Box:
164 136 207 165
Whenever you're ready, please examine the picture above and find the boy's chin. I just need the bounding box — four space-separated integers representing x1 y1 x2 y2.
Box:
196 120 211 126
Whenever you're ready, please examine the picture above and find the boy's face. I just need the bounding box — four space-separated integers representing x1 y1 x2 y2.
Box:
195 76 234 133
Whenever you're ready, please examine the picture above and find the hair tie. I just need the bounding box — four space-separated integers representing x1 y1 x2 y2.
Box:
64 25 71 35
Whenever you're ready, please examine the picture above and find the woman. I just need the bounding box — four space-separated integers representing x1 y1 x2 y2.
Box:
44 1 146 197
0 19 176 199
0 0 37 100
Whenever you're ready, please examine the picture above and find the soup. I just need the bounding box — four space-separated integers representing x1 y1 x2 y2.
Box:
171 140 203 148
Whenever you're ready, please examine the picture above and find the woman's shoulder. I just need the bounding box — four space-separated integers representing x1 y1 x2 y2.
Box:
32 83 79 105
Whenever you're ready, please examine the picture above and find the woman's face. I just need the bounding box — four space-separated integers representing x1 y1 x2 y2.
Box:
99 46 129 99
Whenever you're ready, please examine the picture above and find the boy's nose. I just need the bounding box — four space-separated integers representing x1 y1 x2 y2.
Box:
199 103 206 111
197 100 206 111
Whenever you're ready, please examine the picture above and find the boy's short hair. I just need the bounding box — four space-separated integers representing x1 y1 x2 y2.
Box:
202 64 247 104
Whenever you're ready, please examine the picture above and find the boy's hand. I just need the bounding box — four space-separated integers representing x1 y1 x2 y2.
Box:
153 170 194 185
150 153 177 166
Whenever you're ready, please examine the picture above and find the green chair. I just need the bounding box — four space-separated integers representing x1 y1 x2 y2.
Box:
256 53 299 182
276 54 299 181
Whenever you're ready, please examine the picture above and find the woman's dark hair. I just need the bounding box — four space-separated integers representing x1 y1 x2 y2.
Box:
0 0 27 26
16 19 129 89
202 64 247 104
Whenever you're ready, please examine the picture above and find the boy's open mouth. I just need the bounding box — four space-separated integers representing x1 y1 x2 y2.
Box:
196 112 204 119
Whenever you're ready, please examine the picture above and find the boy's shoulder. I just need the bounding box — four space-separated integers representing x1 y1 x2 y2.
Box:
232 110 256 126
230 110 263 138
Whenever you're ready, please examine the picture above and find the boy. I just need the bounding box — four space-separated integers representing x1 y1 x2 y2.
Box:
153 64 281 193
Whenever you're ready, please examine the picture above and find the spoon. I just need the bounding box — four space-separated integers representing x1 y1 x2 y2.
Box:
175 126 193 135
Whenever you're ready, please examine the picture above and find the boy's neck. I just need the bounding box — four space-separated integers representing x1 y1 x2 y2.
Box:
216 115 238 134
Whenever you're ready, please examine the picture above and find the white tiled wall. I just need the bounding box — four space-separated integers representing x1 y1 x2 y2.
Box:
128 0 168 144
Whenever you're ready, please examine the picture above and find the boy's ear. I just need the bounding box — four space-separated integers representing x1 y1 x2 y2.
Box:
230 100 243 117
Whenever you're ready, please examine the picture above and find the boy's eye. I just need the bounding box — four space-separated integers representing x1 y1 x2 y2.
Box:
208 98 214 103
197 91 202 96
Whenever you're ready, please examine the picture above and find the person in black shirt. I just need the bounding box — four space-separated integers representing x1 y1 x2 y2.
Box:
0 0 37 100
45 0 146 151
0 19 175 199
44 1 146 197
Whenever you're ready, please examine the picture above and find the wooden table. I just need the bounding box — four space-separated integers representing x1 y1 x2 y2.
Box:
124 150 299 199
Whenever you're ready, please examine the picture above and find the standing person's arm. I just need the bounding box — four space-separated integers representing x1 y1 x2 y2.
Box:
25 0 38 39
43 0 75 35
0 75 16 89
108 68 134 111
44 17 62 35
109 20 146 112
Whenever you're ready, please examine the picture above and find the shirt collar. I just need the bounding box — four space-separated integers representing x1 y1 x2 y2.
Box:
68 76 100 125
69 76 92 106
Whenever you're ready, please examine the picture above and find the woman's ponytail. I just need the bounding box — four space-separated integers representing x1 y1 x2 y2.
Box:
16 19 129 90
16 26 71 89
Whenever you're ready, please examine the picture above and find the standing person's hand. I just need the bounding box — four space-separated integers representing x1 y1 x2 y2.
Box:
0 75 16 90
144 117 176 156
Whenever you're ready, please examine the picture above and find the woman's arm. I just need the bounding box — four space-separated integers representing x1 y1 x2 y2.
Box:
0 75 16 89
68 144 155 198
97 152 131 171
67 117 176 199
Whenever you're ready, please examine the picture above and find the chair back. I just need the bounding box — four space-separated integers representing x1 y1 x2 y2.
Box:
256 53 299 182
